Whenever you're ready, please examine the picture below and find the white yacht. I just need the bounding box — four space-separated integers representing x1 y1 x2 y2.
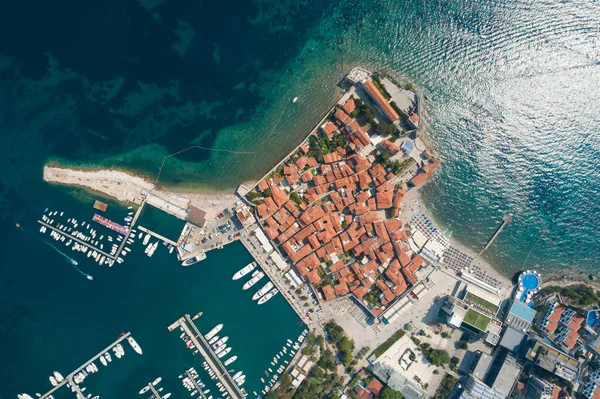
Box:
217 347 231 358
49 376 57 387
232 262 256 280
205 324 223 341
258 288 279 305
242 271 264 290
128 336 143 355
143 234 151 245
252 282 274 300
53 371 64 383
139 386 150 394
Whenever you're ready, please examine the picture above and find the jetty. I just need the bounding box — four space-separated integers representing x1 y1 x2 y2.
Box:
478 214 513 257
138 224 178 246
170 315 246 399
37 332 132 399
185 370 209 399
139 377 165 399
113 200 145 259
37 219 116 260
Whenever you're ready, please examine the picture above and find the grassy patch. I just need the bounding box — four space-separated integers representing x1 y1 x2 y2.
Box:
373 329 405 358
465 292 499 314
464 309 490 331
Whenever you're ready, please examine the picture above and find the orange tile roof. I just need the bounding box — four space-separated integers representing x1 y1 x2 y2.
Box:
258 180 269 191
353 285 367 299
334 282 350 296
367 379 384 396
322 285 336 301
334 108 350 125
321 121 337 137
307 269 322 285
343 98 356 114
380 139 400 155
362 80 399 122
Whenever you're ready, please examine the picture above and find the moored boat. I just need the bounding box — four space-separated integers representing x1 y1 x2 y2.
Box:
217 347 231 358
182 252 206 267
252 282 274 300
258 288 279 305
242 271 264 290
128 336 143 355
205 324 223 341
232 262 256 280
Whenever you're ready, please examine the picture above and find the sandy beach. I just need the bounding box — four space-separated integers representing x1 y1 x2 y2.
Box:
43 165 240 220
399 188 514 294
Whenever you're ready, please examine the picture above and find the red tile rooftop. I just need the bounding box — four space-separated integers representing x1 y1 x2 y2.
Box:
410 113 420 123
321 121 337 138
343 98 356 114
258 180 269 192
322 285 336 301
362 80 400 122
380 139 400 155
307 269 322 285
367 379 384 396
300 143 309 154
353 285 367 299
334 282 350 296
334 108 350 125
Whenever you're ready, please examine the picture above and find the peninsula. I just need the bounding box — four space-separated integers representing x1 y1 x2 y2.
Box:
46 67 574 399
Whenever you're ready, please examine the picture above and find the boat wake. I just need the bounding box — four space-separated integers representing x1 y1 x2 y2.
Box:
22 225 93 281
41 239 93 280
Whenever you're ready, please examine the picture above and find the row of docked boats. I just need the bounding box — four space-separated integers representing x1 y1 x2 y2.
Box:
138 377 170 398
259 329 308 397
180 367 210 398
233 263 279 304
40 210 125 266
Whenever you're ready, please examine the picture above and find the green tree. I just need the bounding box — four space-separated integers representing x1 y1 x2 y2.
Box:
381 386 404 399
458 340 468 350
280 371 292 391
427 349 450 366
263 188 273 197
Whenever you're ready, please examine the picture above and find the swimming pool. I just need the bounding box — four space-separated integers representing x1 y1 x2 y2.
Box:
521 273 540 290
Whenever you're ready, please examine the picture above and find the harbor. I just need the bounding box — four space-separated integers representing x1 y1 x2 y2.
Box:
29 332 138 399
170 315 247 399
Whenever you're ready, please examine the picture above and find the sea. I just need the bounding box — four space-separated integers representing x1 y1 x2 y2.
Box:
0 0 599 396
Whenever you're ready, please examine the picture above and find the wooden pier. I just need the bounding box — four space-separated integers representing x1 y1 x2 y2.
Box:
185 370 209 399
37 332 132 399
478 214 513 257
170 315 246 399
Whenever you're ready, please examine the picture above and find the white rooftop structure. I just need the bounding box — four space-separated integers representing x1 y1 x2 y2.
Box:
254 228 274 253
270 251 287 271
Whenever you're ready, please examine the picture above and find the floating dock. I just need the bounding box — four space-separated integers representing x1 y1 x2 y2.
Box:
37 332 132 399
92 214 128 235
171 315 246 399
93 200 108 212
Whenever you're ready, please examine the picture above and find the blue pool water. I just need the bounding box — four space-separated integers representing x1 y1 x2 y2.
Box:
521 273 539 290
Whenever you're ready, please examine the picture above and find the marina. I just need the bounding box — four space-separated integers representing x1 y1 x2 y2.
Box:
34 332 134 399
184 369 209 399
170 315 247 399
138 377 169 399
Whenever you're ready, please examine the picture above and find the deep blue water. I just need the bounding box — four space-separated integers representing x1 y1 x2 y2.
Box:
1 0 599 396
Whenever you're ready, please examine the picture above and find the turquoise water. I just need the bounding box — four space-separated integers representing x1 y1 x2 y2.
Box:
0 0 599 395
1 186 302 398
137 204 187 242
